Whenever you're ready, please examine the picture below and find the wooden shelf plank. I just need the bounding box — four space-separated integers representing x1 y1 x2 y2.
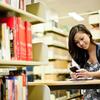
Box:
67 94 83 100
49 55 71 61
0 2 45 23
47 40 67 49
33 68 70 74
28 79 100 86
0 60 48 67
45 27 67 36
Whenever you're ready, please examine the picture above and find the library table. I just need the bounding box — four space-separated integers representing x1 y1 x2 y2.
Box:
28 79 100 90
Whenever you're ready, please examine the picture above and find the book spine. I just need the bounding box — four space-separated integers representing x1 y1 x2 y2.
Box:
24 21 32 61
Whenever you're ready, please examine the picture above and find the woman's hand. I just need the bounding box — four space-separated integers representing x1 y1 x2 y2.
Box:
76 69 91 78
70 72 78 80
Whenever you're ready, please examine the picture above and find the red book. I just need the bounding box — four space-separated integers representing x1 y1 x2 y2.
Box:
17 17 26 60
0 16 16 31
24 21 32 61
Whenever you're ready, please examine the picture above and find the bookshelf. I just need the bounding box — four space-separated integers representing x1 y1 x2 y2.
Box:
0 1 48 100
0 2 47 65
32 31 71 78
0 2 45 24
89 14 100 41
31 24 73 100
44 27 71 76
31 22 71 81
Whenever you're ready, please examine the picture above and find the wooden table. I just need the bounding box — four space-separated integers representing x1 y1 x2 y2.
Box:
28 79 100 90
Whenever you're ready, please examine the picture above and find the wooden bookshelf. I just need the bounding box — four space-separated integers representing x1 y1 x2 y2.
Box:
0 2 45 24
0 2 48 67
0 2 49 100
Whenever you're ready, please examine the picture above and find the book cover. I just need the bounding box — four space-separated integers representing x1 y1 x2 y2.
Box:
24 21 32 61
17 17 26 60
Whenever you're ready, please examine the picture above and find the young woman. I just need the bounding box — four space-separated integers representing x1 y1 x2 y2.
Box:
68 24 100 100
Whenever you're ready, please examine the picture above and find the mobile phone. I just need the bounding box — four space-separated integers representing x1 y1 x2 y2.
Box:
70 66 79 72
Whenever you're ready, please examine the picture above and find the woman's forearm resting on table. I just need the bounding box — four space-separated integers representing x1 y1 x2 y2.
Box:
90 71 100 78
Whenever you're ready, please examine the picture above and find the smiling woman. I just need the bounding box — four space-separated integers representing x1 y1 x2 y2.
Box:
68 24 100 99
68 24 96 67
74 32 90 49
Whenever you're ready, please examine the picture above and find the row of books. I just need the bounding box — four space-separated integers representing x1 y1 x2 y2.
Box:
0 0 25 10
0 69 27 100
0 16 32 61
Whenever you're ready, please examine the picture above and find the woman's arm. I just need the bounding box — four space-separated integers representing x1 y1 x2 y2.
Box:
76 69 100 79
89 71 100 78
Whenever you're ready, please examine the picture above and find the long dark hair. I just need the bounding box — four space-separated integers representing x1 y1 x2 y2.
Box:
68 24 95 68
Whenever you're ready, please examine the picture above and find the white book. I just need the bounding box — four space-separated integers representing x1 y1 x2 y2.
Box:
1 23 11 60
10 0 19 9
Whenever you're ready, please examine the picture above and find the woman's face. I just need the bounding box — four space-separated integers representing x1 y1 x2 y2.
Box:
74 32 90 50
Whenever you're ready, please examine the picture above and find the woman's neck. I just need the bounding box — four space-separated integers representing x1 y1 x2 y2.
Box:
87 43 96 53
